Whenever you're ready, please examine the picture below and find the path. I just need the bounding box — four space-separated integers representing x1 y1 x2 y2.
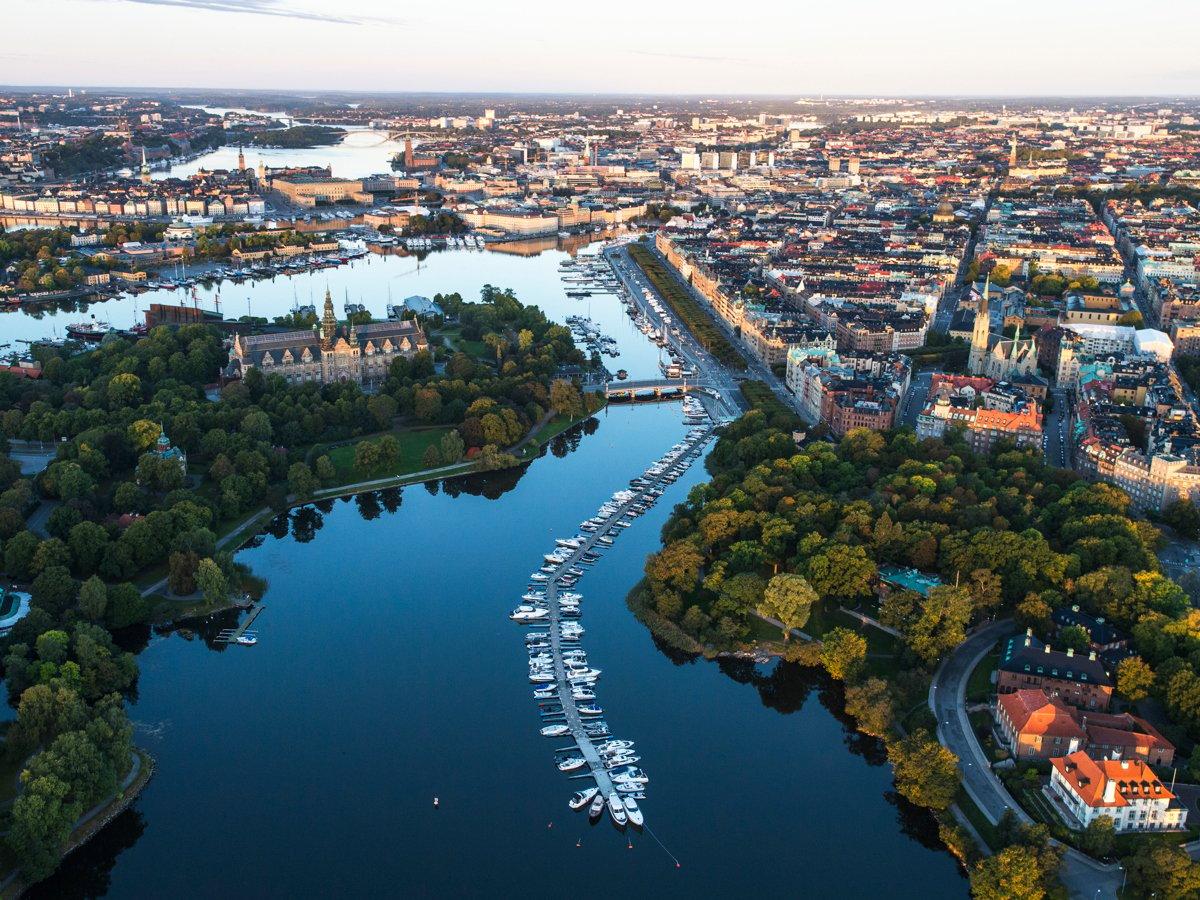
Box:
931 621 1123 898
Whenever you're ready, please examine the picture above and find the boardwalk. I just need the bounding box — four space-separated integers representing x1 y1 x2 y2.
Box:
524 423 716 822
215 601 264 644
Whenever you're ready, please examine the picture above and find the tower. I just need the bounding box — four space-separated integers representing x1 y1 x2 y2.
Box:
404 137 414 170
237 146 246 171
969 276 992 376
139 147 151 184
1008 134 1018 169
320 287 337 349
257 159 267 186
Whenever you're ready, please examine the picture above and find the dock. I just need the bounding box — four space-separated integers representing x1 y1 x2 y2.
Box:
215 601 264 644
527 424 716 816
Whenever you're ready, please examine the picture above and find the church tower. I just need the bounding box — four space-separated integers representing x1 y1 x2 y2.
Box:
237 146 246 171
968 276 991 376
1008 134 1018 169
320 288 338 349
139 147 151 184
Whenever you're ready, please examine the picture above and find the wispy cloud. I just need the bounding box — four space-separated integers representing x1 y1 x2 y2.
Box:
87 0 399 25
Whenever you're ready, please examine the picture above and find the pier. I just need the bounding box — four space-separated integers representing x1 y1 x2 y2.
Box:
215 601 264 644
525 424 716 819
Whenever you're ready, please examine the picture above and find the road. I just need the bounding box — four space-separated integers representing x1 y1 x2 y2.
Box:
1043 387 1072 469
898 370 934 429
604 244 748 418
931 621 1123 898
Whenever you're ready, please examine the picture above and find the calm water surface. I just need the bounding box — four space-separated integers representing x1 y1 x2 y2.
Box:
13 236 966 897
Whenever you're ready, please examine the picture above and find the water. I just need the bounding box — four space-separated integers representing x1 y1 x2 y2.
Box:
17 247 966 897
2 247 662 379
153 126 407 182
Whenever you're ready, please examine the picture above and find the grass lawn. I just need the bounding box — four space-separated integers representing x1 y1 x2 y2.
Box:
328 427 453 481
955 788 1001 852
965 644 1000 703
436 327 489 360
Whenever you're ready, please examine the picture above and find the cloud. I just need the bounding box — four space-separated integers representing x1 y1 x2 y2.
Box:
86 0 398 25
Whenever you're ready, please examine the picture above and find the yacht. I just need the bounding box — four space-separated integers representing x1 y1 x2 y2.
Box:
557 757 586 772
569 787 600 810
236 634 257 646
622 796 644 827
577 704 604 717
540 724 570 737
607 793 628 827
529 573 549 582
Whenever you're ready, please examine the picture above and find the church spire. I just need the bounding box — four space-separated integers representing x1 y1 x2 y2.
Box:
320 287 337 349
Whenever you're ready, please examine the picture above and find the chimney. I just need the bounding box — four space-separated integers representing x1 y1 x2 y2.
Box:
1121 759 1130 770
1103 778 1117 804
1067 647 1075 657
1071 604 1080 612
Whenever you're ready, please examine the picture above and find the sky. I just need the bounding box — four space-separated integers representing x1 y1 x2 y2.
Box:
3 0 1199 96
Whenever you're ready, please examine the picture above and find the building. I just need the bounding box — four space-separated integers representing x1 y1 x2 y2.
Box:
997 632 1113 711
996 688 1174 765
229 289 428 386
151 428 187 475
1048 752 1186 833
968 278 1039 380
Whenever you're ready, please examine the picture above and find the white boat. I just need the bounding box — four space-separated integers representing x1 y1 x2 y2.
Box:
588 792 606 818
236 634 257 646
557 757 586 772
510 608 548 621
541 724 570 737
607 792 628 827
622 796 644 827
570 787 600 810
529 573 549 582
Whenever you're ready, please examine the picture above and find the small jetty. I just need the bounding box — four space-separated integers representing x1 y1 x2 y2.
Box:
215 601 264 645
514 422 715 829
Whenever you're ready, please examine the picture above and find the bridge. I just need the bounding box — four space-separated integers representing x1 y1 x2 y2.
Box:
603 378 714 400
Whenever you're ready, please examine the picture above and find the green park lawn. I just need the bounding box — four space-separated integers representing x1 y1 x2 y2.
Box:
328 427 456 482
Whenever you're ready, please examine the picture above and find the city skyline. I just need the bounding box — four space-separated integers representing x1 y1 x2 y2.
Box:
6 0 1200 96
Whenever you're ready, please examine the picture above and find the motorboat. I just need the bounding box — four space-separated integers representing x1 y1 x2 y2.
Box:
571 689 596 701
588 791 607 819
557 756 586 772
541 724 570 737
529 573 549 582
236 634 257 646
577 705 604 717
607 793 628 827
597 740 634 753
533 687 557 700
522 592 546 602
570 787 600 810
622 796 644 827
510 608 548 621
529 672 555 683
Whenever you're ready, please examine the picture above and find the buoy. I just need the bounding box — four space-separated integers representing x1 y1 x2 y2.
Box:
433 797 439 807
576 839 582 848
547 822 553 829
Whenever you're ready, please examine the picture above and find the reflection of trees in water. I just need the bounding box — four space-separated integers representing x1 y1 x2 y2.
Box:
379 487 403 514
290 505 324 543
885 790 958 860
265 513 290 540
354 491 382 521
550 416 599 459
441 466 527 501
27 807 148 900
648 633 701 667
424 480 440 497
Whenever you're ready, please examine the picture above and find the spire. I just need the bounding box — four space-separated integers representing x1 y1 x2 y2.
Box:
237 145 246 171
320 287 337 349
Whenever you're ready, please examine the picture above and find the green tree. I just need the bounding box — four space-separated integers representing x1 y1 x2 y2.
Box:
421 444 442 469
757 573 816 639
353 440 381 472
366 394 398 430
1116 656 1154 702
31 566 78 616
78 575 108 622
843 677 893 737
195 558 228 605
805 544 876 600
287 462 318 500
1124 839 1200 898
1080 815 1114 858
439 430 464 464
8 774 79 882
889 728 959 811
820 627 867 681
970 844 1060 900
314 455 336 485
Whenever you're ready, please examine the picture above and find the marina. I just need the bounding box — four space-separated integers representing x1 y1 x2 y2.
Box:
515 424 715 830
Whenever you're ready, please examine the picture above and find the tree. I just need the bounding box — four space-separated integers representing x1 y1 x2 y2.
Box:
287 462 318 500
167 551 199 596
128 419 162 452
439 430 464 464
1116 656 1154 702
353 440 381 472
549 379 583 418
367 394 397 430
1124 839 1200 898
1058 624 1091 653
314 455 336 485
421 445 441 469
844 677 893 737
239 409 273 442
758 573 816 639
67 521 109 577
4 530 40 581
195 558 228 605
78 575 108 622
8 774 79 882
970 845 1060 900
889 728 960 811
107 372 143 408
1080 815 1115 858
820 627 867 681
31 565 78 616
805 544 876 600
905 585 973 665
